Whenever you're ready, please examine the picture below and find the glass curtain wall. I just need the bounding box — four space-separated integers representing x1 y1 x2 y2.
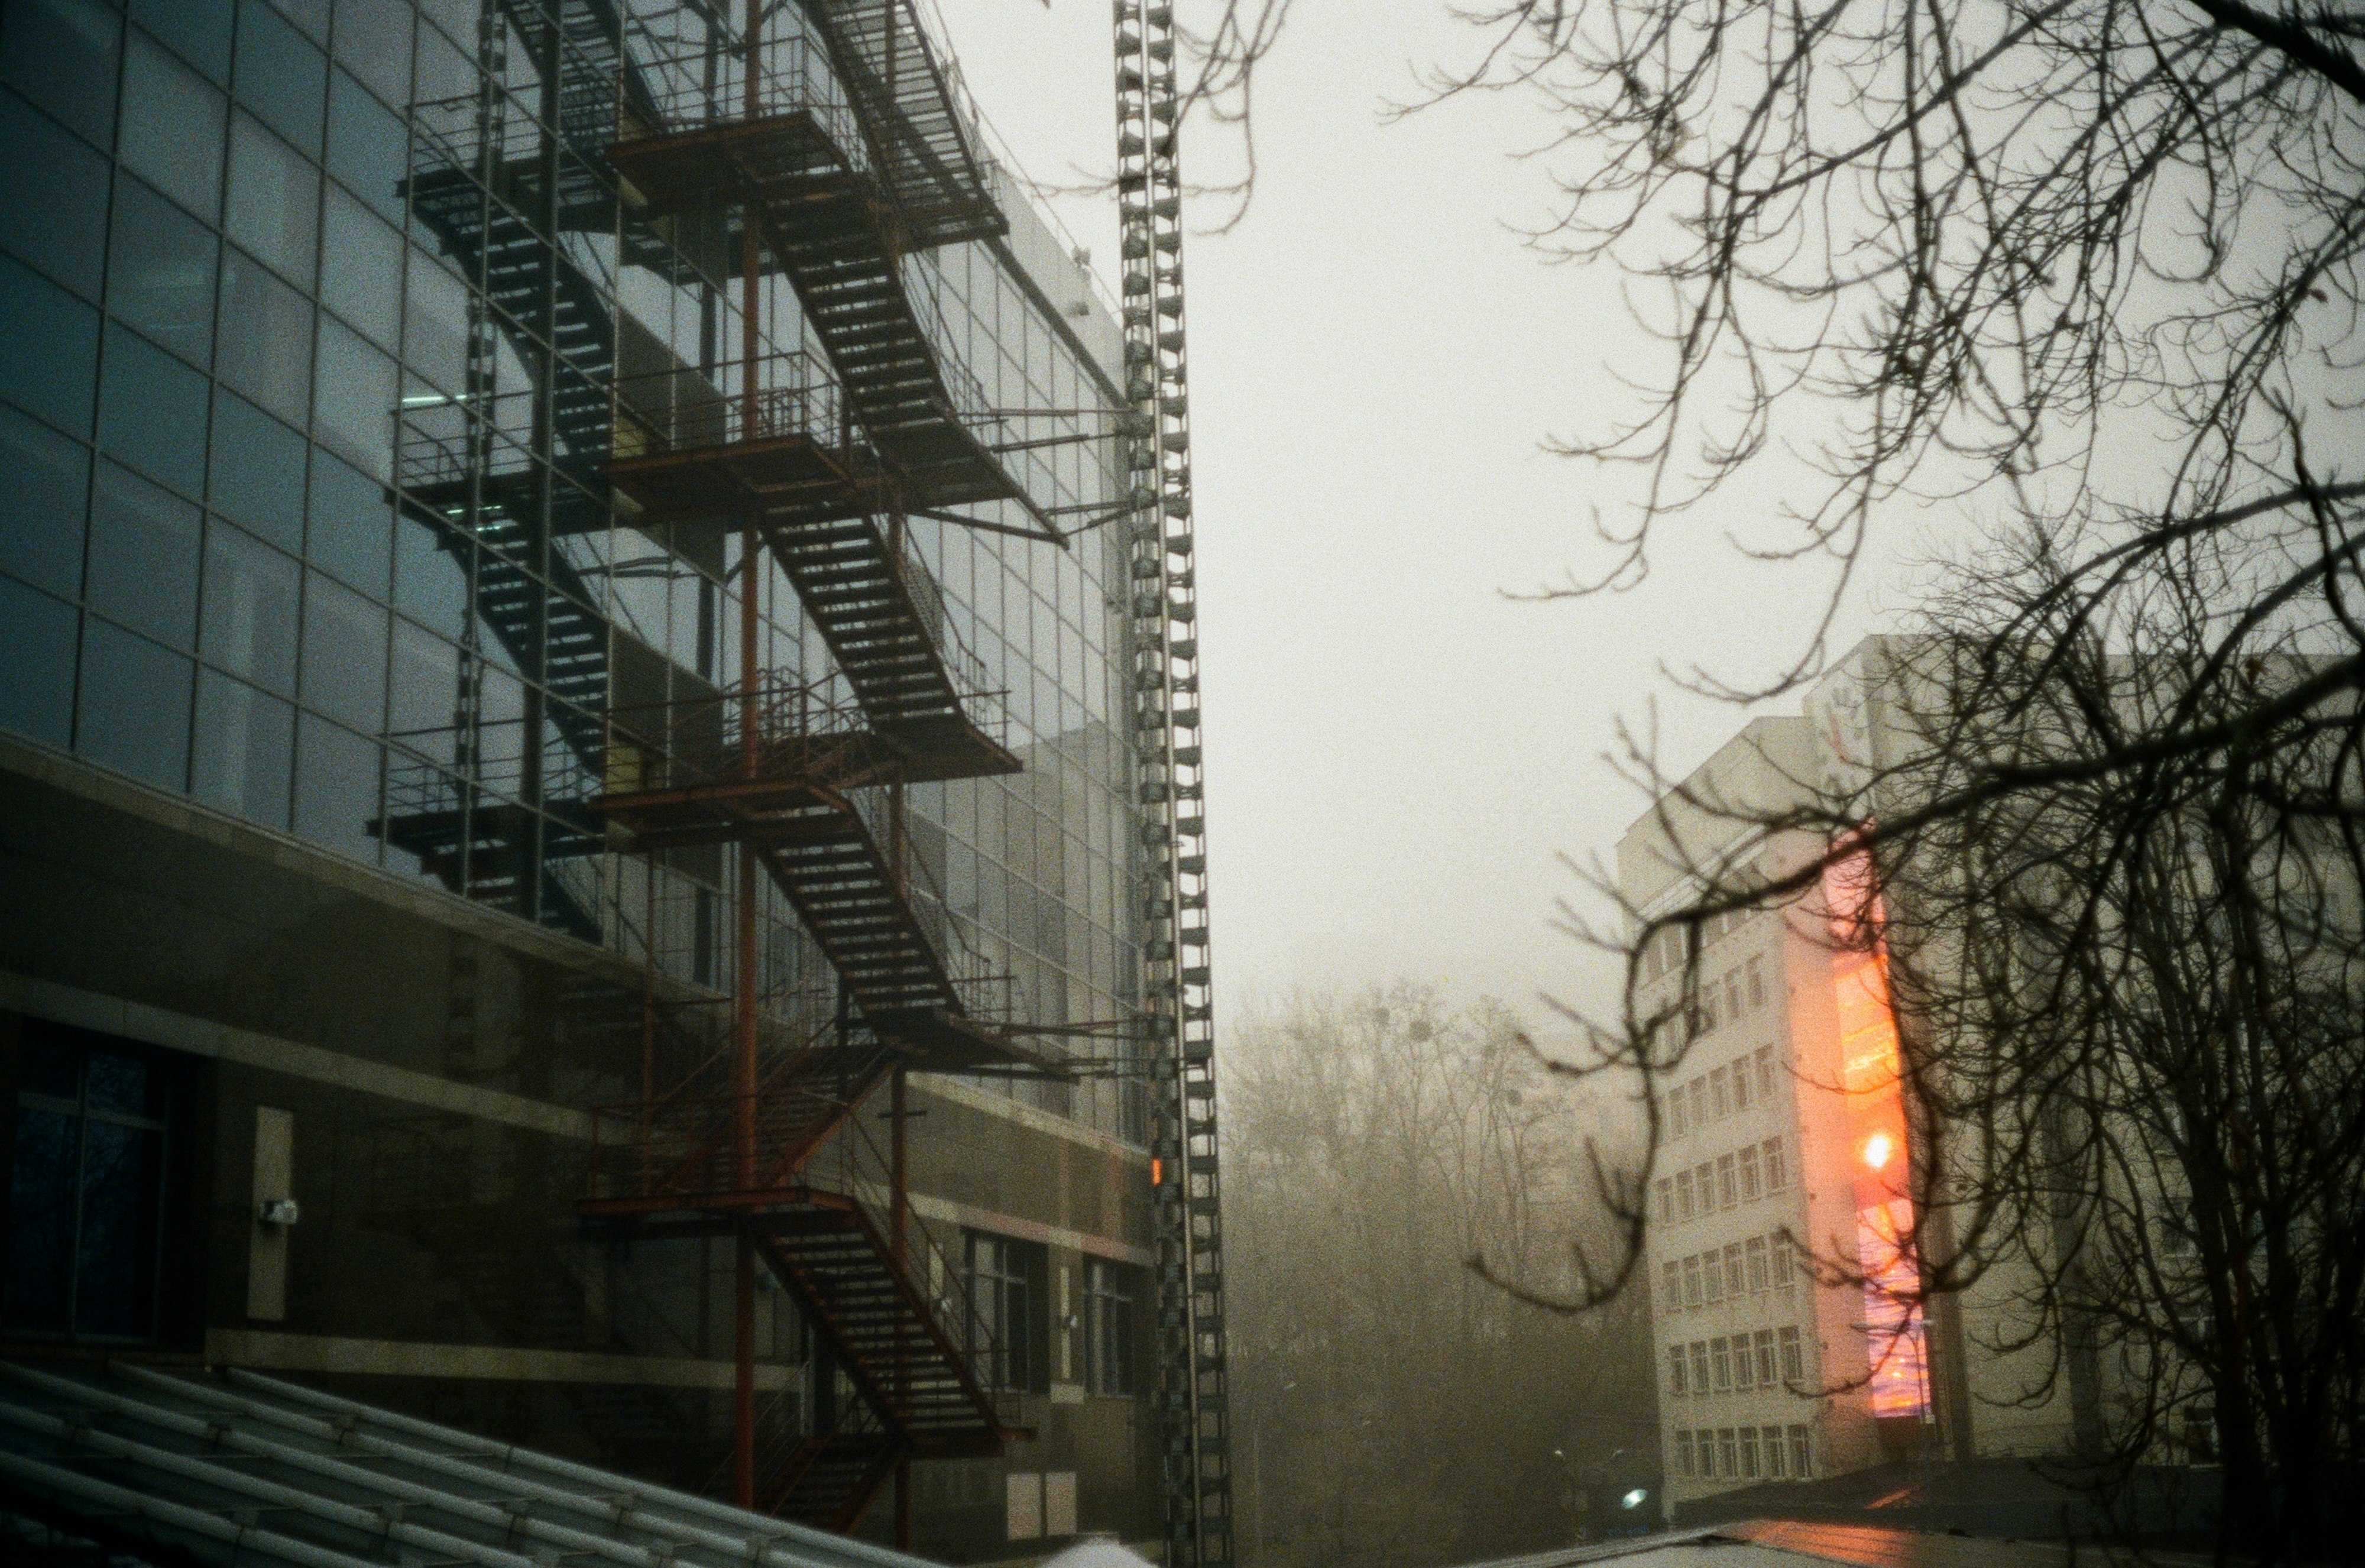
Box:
0 0 1145 1141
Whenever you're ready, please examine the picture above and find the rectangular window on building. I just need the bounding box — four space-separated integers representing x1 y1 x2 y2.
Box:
1751 1329 1774 1386
1716 1154 1737 1208
5 1025 182 1341
1662 1259 1680 1308
1710 1337 1731 1392
1709 1066 1729 1116
1674 1168 1693 1221
1745 1235 1768 1292
1765 1425 1788 1478
1789 1426 1813 1478
1690 1341 1709 1394
1669 1087 1688 1140
964 1232 1048 1394
1703 1253 1723 1306
1763 1137 1787 1191
1667 1345 1687 1397
1697 1430 1716 1479
1696 1161 1713 1206
1739 1144 1762 1201
1725 973 1742 1026
1730 1054 1751 1110
1779 1326 1804 1384
1084 1257 1136 1397
1656 1176 1673 1222
1683 1255 1702 1308
1747 956 1765 1009
1675 1429 1694 1477
1724 1243 1745 1298
1755 1044 1776 1098
1739 1427 1760 1478
1732 1337 1752 1391
1720 1430 1739 1478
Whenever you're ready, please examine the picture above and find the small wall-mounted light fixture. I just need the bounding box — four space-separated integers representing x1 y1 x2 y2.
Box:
257 1198 300 1227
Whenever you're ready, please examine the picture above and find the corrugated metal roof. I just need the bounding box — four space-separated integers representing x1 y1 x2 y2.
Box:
0 1359 940 1568
1453 1520 2177 1568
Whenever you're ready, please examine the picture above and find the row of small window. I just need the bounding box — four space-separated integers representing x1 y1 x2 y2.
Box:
1662 1228 1800 1312
1666 1326 1806 1398
1657 1137 1788 1224
963 1234 1140 1398
1639 902 1764 983
1663 1047 1780 1142
1673 1425 1813 1484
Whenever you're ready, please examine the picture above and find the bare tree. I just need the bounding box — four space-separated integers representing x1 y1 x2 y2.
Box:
1223 983 1655 1568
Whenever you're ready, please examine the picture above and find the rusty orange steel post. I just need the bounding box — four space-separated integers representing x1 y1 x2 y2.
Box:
731 0 764 1513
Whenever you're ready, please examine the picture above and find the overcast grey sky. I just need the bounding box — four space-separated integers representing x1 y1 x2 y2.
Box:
932 2 1906 1038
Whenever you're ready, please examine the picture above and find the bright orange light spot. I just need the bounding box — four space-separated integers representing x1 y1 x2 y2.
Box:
1862 1131 1894 1171
1151 1157 1164 1187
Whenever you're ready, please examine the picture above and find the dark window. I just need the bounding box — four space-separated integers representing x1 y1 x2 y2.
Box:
329 8 409 115
0 403 90 601
0 91 110 299
1084 1256 1136 1397
218 248 313 426
0 254 101 436
192 667 293 825
118 33 226 223
0 0 121 150
388 617 461 737
77 619 192 790
964 1232 1047 1394
325 67 406 222
106 175 219 368
393 511 469 642
0 577 79 747
234 0 326 153
201 520 300 694
293 711 381 863
129 0 232 83
87 461 200 651
98 326 210 498
5 1028 176 1339
299 571 386 731
210 388 307 552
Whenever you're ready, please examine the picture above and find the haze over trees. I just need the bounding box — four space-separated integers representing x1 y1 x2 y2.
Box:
1223 984 1654 1568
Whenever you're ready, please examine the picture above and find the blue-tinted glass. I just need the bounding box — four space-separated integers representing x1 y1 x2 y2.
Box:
0 578 80 747
394 511 469 640
325 68 406 223
0 0 119 150
300 570 386 730
77 619 193 791
119 34 227 223
73 1118 161 1337
278 0 332 45
193 668 293 825
130 0 232 83
201 520 300 692
218 248 313 426
313 319 396 478
210 388 307 551
307 448 391 593
331 2 408 109
18 1038 80 1099
87 462 201 651
83 1054 150 1116
0 93 108 299
0 404 90 600
293 711 381 861
4 1107 77 1333
235 0 326 152
98 326 210 498
0 255 99 437
320 183 400 348
225 112 318 289
106 176 219 368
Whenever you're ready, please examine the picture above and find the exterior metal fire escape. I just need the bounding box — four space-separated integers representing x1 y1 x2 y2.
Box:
1113 7 1233 1565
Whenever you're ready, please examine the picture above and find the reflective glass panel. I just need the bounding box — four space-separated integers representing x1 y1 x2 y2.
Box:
86 461 200 650
0 402 90 600
73 1116 163 1337
209 388 307 552
325 67 405 222
225 113 318 288
307 447 392 594
293 711 381 863
319 183 401 348
0 91 109 299
129 0 231 83
313 317 396 478
106 175 218 368
98 325 210 498
0 254 100 436
218 248 313 426
201 520 300 693
193 667 294 825
77 618 193 790
330 1 408 108
299 570 386 731
3 1106 76 1332
0 576 80 747
118 33 226 222
0 0 121 149
234 0 327 153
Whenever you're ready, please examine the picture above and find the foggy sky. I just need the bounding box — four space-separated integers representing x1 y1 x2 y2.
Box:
932 2 1906 1039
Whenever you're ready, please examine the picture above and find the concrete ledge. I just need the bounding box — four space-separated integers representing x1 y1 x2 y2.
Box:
204 1329 793 1389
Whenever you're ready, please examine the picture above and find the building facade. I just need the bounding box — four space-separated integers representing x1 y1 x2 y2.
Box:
1622 644 2091 1514
0 0 1203 1559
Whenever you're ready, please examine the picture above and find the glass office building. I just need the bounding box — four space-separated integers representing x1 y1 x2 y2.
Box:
0 0 1165 1553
